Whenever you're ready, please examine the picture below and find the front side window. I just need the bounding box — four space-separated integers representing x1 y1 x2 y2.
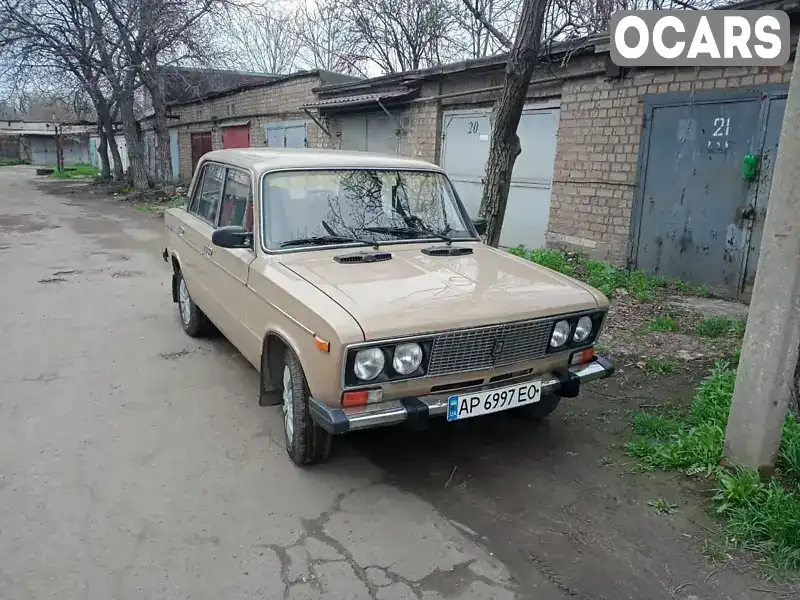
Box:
195 163 225 223
261 169 474 250
219 168 252 228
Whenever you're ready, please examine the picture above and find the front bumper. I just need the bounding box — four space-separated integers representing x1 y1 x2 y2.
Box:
309 355 614 435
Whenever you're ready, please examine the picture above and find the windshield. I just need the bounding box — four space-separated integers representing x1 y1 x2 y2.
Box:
261 169 475 250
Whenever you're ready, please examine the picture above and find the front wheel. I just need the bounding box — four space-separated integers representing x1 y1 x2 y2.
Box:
176 271 208 337
281 348 333 466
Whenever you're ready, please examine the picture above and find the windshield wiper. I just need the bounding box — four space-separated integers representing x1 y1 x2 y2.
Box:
280 236 372 248
364 226 453 245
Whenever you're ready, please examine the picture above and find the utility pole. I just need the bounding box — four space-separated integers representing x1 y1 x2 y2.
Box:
723 49 800 473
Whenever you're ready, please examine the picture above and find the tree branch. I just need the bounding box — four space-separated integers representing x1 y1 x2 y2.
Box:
459 0 512 50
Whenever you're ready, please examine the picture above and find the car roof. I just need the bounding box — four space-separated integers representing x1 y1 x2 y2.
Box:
199 148 445 174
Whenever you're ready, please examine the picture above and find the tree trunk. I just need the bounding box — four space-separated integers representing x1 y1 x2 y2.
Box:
119 93 148 190
478 0 549 247
143 63 173 183
98 127 111 181
107 130 123 181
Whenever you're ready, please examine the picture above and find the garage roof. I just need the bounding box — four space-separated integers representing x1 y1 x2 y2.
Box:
299 88 418 110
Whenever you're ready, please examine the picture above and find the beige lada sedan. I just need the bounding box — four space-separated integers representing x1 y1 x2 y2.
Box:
163 148 614 465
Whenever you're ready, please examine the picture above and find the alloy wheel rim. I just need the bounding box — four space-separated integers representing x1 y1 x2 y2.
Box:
179 279 191 325
282 365 294 441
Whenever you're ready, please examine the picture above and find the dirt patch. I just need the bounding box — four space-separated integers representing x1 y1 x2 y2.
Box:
38 277 66 284
158 349 193 360
599 293 744 366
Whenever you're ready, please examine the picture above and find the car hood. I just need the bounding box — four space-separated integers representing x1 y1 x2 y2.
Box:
278 244 601 340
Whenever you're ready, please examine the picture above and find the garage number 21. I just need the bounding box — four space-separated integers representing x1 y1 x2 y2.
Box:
708 117 731 152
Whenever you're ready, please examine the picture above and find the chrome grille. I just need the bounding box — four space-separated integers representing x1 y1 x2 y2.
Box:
427 318 555 377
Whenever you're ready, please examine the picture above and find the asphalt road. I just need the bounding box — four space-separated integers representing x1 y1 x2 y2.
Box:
0 166 543 600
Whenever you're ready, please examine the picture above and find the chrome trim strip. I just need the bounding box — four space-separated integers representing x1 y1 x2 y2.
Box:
266 300 315 336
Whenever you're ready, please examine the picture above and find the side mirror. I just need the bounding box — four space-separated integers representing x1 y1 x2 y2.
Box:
472 217 487 236
212 225 253 249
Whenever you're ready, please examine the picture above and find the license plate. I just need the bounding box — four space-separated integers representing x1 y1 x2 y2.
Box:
447 380 542 422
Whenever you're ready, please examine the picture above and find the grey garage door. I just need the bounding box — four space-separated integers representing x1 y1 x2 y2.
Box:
265 120 308 148
338 112 406 155
633 87 787 300
441 104 560 249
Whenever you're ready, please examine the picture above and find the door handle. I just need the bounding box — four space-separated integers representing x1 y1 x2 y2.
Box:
177 225 185 236
203 245 213 257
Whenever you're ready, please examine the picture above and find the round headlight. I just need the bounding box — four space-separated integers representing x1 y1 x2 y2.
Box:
353 347 385 380
573 316 593 342
392 343 423 375
550 320 571 348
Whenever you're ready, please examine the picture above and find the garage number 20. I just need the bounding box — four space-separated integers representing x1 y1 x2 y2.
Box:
467 121 480 134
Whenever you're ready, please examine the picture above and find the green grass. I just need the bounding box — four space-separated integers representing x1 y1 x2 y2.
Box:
49 162 100 180
674 279 712 297
626 362 800 572
0 157 26 166
509 246 672 301
649 315 678 332
695 317 748 339
643 356 676 375
648 498 679 515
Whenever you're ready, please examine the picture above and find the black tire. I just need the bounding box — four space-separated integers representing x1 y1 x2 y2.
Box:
176 270 208 338
281 348 333 466
512 395 561 421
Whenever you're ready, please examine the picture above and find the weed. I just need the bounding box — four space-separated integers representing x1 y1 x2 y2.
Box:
511 246 577 277
731 348 742 364
643 356 676 375
632 411 682 441
730 319 747 338
49 163 100 180
648 498 679 515
0 157 25 167
649 315 678 332
134 204 157 213
627 361 800 571
695 317 736 338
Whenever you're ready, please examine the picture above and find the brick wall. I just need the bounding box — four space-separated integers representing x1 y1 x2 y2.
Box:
548 62 794 265
166 75 320 181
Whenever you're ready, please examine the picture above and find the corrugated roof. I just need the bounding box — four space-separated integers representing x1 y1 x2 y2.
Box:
299 88 417 110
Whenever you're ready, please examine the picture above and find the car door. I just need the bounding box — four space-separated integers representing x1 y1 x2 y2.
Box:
180 161 226 321
206 166 262 365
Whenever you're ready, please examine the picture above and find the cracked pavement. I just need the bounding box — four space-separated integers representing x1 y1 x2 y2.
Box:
0 167 527 599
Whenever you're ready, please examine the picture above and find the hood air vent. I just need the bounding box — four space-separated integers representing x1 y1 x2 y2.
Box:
422 246 473 257
334 251 393 264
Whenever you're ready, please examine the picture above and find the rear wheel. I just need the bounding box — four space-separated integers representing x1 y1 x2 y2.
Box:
282 348 333 466
176 271 208 337
512 395 561 421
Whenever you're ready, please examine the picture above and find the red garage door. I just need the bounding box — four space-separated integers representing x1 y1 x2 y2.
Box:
223 125 250 149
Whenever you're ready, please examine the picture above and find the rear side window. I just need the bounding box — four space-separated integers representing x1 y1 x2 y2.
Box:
218 168 252 228
192 163 225 223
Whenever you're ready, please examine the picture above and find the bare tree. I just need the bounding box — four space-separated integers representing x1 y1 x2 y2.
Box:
0 0 124 180
454 0 521 58
293 0 368 76
343 0 457 74
226 4 300 74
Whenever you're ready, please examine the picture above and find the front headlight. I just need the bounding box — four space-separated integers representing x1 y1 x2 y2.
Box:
353 347 385 380
573 316 593 342
392 343 423 375
550 320 571 348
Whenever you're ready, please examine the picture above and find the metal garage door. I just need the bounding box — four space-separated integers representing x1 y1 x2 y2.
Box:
29 136 57 165
265 120 308 148
441 104 560 249
633 87 787 300
223 125 250 149
338 112 405 155
169 130 180 181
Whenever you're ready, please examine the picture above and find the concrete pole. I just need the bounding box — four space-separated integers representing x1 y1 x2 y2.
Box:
723 49 800 473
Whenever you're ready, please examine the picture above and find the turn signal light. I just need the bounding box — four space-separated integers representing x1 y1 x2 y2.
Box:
314 335 330 353
342 389 383 407
570 348 596 365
